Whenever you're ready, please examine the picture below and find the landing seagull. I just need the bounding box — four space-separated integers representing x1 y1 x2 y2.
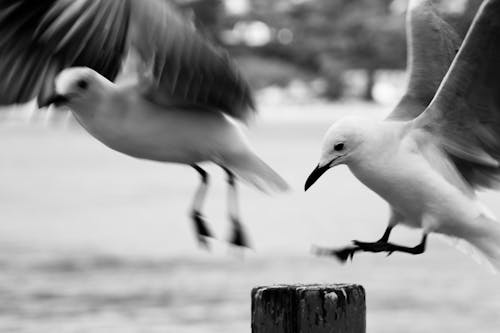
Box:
305 0 500 270
0 0 288 248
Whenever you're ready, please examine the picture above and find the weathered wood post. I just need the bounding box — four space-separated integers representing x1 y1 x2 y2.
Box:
252 284 366 333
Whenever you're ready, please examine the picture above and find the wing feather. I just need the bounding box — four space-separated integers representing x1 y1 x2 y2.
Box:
129 0 255 120
0 0 254 120
0 0 129 106
38 1 88 45
414 0 500 189
388 0 482 120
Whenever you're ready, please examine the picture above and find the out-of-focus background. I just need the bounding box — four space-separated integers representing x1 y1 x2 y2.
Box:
1 0 499 332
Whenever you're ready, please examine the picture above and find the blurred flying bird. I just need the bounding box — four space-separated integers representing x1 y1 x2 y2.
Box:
305 0 500 270
0 0 288 248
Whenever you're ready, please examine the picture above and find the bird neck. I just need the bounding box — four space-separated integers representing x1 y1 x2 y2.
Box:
348 120 408 173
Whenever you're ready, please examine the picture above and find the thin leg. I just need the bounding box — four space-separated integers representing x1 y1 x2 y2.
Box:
322 210 403 262
353 234 427 256
313 225 394 262
352 225 394 247
315 233 427 262
190 164 213 248
224 167 249 248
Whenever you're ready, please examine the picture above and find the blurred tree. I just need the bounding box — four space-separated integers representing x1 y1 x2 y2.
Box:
173 0 224 42
334 5 406 100
220 0 407 100
175 0 409 101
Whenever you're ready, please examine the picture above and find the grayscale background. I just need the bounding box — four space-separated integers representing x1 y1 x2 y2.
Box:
0 0 499 332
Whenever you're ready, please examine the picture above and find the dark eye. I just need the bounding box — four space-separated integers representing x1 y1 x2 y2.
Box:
76 79 88 90
334 143 345 151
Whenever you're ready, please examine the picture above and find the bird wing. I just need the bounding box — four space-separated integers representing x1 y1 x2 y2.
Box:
0 0 130 106
0 0 254 121
413 0 500 190
127 0 254 120
387 0 483 120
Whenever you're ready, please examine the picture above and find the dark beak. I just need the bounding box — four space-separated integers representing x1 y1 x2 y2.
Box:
304 164 331 191
37 94 69 108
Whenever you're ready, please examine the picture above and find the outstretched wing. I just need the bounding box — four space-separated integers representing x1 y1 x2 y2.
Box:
388 0 483 120
0 0 129 106
128 0 254 120
0 0 254 120
414 0 500 189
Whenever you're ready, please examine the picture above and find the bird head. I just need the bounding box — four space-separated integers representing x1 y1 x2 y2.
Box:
38 67 104 109
304 116 370 191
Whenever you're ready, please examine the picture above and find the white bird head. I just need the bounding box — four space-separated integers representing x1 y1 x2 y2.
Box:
304 116 371 191
39 67 108 110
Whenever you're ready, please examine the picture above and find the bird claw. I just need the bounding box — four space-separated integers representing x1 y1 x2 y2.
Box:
192 211 213 249
334 247 358 263
352 240 388 253
229 218 250 248
352 240 370 247
197 234 210 249
312 245 357 263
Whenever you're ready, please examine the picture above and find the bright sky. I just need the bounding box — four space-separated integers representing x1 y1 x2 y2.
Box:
224 0 250 15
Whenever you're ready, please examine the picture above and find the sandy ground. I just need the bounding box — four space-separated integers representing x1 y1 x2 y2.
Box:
0 102 499 332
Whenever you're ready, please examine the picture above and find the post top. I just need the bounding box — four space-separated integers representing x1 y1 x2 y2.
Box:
252 284 365 299
251 283 366 333
252 283 364 290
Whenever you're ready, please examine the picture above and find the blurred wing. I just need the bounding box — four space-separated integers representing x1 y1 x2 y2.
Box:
0 0 130 106
414 0 500 189
0 0 254 121
388 0 482 120
128 0 255 120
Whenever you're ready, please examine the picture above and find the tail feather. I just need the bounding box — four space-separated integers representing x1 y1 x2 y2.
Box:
457 215 500 273
439 235 497 273
223 153 289 193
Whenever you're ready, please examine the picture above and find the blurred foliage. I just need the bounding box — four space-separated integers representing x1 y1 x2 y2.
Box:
174 0 224 42
175 0 408 101
235 55 314 90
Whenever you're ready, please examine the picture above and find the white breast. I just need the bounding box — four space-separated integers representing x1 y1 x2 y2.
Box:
71 92 246 164
348 135 481 230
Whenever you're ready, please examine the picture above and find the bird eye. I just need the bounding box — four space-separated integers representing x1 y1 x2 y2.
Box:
334 143 345 151
76 79 88 90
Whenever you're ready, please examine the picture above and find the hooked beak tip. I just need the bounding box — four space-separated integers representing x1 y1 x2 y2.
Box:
304 164 330 192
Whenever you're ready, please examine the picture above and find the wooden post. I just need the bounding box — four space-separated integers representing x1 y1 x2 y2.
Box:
251 284 366 333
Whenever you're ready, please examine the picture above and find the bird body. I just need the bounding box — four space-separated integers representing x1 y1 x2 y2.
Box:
309 116 500 269
55 68 287 193
67 72 240 164
305 0 500 269
0 0 287 247
340 118 490 235
78 95 240 164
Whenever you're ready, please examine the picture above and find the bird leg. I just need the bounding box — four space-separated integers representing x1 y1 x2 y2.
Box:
353 234 427 256
314 228 428 263
224 168 250 248
351 225 394 247
191 165 213 248
313 226 395 262
313 245 361 262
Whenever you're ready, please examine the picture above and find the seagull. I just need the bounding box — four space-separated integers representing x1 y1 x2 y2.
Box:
0 0 288 248
304 0 500 270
